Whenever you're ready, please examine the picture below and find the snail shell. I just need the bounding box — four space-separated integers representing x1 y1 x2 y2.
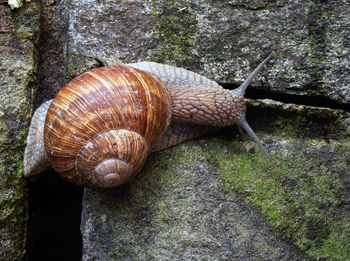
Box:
44 65 171 188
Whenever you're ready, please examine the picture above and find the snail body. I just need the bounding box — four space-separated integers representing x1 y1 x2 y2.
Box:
24 52 276 188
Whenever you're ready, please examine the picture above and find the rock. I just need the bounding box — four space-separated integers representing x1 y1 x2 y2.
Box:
0 2 40 260
81 101 350 260
63 0 350 260
12 0 349 260
82 161 304 260
67 0 350 103
81 146 303 260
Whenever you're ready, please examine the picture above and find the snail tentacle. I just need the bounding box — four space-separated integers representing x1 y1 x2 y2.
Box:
234 51 276 96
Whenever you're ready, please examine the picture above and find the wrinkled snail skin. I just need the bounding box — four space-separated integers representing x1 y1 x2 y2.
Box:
24 52 276 188
169 86 246 127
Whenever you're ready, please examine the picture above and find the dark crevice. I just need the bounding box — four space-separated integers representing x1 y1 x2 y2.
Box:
25 172 83 261
95 57 106 67
222 84 350 112
25 0 83 259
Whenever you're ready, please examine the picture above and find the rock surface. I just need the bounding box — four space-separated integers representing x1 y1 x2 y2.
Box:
64 0 350 260
1 0 348 260
0 2 40 260
68 0 350 104
82 155 304 261
81 101 350 260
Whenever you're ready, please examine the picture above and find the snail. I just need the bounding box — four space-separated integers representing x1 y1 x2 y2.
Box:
24 52 276 188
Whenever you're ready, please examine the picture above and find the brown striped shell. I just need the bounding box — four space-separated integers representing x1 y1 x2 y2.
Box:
44 65 172 188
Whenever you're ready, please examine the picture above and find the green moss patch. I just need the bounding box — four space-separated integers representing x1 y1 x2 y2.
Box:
135 109 350 260
213 138 350 260
149 0 199 68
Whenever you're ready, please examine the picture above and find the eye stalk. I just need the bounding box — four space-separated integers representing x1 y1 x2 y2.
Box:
234 51 276 97
233 52 276 165
235 117 276 165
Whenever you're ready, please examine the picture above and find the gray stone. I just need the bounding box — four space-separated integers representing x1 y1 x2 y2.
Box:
64 0 350 260
80 100 350 260
0 1 40 260
67 0 350 104
11 0 349 260
81 146 305 261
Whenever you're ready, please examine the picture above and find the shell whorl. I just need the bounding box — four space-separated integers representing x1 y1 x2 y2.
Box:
77 129 149 187
44 65 172 187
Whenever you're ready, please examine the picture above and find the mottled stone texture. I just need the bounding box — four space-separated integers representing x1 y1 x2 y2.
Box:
68 0 350 103
0 1 40 260
8 0 348 260
66 0 350 260
81 154 304 261
81 101 350 261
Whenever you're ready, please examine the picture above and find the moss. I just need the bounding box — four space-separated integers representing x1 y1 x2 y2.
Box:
132 101 350 260
213 138 350 260
308 224 350 260
149 0 199 68
139 142 200 186
66 52 101 81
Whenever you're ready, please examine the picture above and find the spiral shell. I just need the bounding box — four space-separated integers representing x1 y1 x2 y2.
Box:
44 65 172 188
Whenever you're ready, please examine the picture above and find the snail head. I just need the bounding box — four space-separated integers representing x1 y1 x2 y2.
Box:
230 52 276 165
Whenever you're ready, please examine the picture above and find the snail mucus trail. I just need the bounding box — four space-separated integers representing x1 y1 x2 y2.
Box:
23 52 276 188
